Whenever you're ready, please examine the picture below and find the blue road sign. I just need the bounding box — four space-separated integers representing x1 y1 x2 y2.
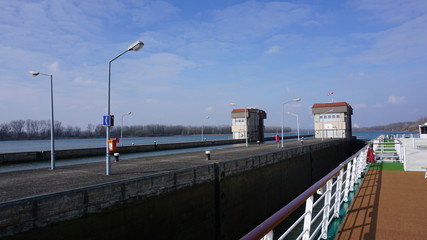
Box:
103 115 111 126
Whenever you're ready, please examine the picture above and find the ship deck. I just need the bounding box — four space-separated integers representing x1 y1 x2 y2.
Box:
336 138 427 239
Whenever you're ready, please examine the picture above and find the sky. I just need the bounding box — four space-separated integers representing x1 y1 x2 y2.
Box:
1 0 426 130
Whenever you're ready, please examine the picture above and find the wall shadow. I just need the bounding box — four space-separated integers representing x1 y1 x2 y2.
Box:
335 164 382 240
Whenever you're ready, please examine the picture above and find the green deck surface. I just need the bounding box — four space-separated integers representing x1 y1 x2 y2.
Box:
368 162 404 171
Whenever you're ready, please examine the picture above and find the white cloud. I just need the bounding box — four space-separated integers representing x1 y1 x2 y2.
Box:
348 9 427 65
49 61 60 72
354 104 367 108
204 106 213 113
265 45 281 54
386 96 406 104
348 0 427 24
73 77 95 85
212 1 315 40
144 98 155 104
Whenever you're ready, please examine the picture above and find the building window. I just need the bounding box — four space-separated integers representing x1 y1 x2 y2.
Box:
233 118 246 126
319 113 342 122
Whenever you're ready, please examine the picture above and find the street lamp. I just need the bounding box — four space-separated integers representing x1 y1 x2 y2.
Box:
230 103 248 147
106 41 144 175
281 98 301 147
288 112 300 141
321 109 334 141
29 70 55 170
121 111 131 146
201 116 210 141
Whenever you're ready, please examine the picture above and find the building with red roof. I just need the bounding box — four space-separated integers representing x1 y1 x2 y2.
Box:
312 102 353 139
231 108 267 142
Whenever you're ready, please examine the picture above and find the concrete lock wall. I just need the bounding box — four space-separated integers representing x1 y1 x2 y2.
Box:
0 135 315 164
0 139 249 164
0 139 358 240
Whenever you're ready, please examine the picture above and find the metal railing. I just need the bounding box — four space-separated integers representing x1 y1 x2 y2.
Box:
241 145 369 240
372 138 404 163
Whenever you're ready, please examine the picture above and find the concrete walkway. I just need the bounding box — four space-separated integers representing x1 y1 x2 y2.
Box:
399 138 427 171
0 139 320 203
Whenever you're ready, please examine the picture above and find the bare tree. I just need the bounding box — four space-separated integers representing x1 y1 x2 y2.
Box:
0 123 11 139
25 119 42 138
10 120 26 138
86 124 95 137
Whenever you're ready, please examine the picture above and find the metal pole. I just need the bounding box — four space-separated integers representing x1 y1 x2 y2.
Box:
281 103 284 147
50 74 55 170
106 60 112 175
201 125 204 141
296 114 300 141
245 108 248 147
106 49 132 175
201 123 204 141
322 127 324 141
121 114 124 146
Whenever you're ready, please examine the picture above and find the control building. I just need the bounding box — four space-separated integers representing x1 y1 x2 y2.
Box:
231 108 267 142
312 102 353 139
419 123 427 139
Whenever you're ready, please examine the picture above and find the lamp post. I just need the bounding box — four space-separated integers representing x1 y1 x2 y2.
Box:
288 112 300 141
29 71 55 170
201 116 210 141
106 41 144 175
321 109 334 141
281 98 301 147
230 103 248 147
121 112 131 146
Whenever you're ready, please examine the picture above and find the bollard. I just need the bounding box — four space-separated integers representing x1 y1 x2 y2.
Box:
205 150 211 160
300 137 304 145
114 152 120 162
257 140 260 145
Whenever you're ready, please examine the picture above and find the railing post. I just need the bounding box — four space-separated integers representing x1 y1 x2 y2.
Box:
302 195 314 240
343 162 351 201
356 154 363 179
321 180 332 239
349 158 357 191
403 147 407 171
334 169 344 217
360 153 367 175
260 230 273 240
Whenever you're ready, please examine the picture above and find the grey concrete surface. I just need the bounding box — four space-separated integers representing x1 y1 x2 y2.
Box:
399 138 427 171
0 139 325 203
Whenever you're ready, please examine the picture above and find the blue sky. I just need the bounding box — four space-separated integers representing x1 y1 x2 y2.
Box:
1 0 426 130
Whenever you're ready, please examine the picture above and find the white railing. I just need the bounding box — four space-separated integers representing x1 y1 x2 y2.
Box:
242 145 369 240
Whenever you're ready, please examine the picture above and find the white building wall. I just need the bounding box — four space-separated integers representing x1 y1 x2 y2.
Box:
314 113 348 139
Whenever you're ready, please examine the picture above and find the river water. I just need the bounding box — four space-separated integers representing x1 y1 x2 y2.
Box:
0 130 417 153
0 131 417 173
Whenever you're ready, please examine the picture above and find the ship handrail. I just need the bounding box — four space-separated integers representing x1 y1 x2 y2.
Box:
241 145 369 240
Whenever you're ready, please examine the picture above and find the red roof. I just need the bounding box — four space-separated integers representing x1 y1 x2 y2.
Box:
231 109 248 113
312 102 349 108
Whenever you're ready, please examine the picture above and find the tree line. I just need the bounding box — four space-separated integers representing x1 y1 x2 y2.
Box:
0 119 230 140
354 117 427 132
0 119 290 141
